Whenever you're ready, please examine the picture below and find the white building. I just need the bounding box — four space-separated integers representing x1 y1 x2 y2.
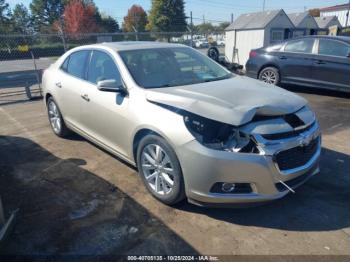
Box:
320 3 350 27
287 12 319 37
225 9 294 67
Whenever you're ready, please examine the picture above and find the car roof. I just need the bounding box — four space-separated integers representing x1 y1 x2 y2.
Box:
87 41 187 51
293 35 350 44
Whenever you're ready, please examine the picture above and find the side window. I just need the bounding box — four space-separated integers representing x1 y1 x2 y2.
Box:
66 51 89 79
284 39 315 54
87 50 122 85
61 56 69 72
318 39 350 57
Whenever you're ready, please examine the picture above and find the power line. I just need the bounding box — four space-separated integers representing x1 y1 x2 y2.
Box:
187 0 321 11
192 17 229 23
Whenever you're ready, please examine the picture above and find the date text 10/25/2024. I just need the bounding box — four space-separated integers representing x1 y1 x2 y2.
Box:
127 256 219 261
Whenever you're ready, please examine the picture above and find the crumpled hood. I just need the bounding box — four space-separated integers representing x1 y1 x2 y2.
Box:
145 75 307 126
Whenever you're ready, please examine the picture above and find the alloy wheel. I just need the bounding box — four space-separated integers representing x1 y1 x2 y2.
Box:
48 101 62 134
141 144 175 195
261 70 278 85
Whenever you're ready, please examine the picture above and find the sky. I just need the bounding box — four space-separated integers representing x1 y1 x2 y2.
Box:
6 0 347 24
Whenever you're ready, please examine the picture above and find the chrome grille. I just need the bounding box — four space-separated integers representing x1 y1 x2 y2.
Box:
275 137 320 171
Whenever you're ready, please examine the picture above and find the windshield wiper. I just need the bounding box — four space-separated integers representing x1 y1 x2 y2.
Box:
204 75 232 83
149 84 173 89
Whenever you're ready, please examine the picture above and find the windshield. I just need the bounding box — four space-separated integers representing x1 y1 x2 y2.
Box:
119 47 232 88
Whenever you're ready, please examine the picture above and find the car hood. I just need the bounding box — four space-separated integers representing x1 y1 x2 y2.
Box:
145 75 307 126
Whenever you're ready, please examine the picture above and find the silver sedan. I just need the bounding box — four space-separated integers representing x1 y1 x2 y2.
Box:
42 42 321 206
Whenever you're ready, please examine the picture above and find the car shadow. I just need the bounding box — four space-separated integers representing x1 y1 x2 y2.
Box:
53 132 350 232
176 147 350 232
0 135 198 255
282 84 350 99
281 84 350 137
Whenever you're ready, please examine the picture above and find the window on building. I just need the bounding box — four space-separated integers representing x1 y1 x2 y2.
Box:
271 30 284 43
292 30 305 38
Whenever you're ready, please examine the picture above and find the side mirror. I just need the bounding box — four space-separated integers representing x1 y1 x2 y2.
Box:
347 52 350 58
97 79 126 93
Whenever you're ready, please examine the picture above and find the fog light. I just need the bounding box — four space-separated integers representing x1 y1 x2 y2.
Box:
221 183 236 193
210 182 253 194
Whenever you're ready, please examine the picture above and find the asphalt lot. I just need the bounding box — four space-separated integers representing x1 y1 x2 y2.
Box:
0 84 349 256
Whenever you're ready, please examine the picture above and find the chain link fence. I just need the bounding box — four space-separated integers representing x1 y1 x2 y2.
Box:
0 31 225 105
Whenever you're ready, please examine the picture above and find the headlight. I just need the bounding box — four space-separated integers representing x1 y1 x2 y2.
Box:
184 113 259 153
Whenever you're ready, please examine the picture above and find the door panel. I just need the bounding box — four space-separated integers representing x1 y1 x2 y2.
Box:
279 38 316 85
80 84 131 157
57 73 84 128
79 50 132 157
279 53 315 84
55 50 90 128
311 39 350 91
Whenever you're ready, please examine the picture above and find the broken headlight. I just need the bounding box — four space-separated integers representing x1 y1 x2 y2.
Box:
184 113 259 153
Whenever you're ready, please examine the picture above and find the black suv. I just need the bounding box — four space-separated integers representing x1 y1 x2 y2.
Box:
246 36 350 92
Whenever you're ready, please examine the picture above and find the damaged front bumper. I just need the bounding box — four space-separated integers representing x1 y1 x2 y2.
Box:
177 120 321 206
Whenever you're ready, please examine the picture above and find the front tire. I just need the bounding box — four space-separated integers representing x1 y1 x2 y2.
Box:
136 135 186 205
47 97 71 138
259 67 280 86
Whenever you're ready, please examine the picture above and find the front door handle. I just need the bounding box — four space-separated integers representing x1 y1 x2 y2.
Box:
55 82 62 88
81 94 90 102
315 60 326 65
279 56 287 60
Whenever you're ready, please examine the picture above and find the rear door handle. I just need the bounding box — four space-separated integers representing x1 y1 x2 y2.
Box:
315 60 326 65
81 94 90 102
279 56 287 60
55 82 62 88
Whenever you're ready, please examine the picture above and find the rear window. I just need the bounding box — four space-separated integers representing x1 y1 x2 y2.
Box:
266 44 283 52
284 39 314 54
62 50 90 79
61 57 69 72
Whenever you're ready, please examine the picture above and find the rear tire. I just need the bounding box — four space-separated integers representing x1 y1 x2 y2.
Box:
136 135 186 205
258 67 280 86
207 46 220 61
47 97 71 138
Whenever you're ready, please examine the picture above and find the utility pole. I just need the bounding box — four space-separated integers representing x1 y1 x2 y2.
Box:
59 14 67 52
263 0 266 11
231 13 234 23
190 11 193 47
203 15 205 24
133 13 139 41
346 0 350 27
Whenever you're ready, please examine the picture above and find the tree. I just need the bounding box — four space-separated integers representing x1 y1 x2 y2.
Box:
30 0 66 33
147 0 187 33
11 4 33 34
62 0 98 36
215 21 230 32
123 5 147 32
0 0 11 34
195 22 214 36
100 15 119 33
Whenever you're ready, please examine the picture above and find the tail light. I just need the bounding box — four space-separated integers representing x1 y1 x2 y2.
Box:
249 50 258 58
